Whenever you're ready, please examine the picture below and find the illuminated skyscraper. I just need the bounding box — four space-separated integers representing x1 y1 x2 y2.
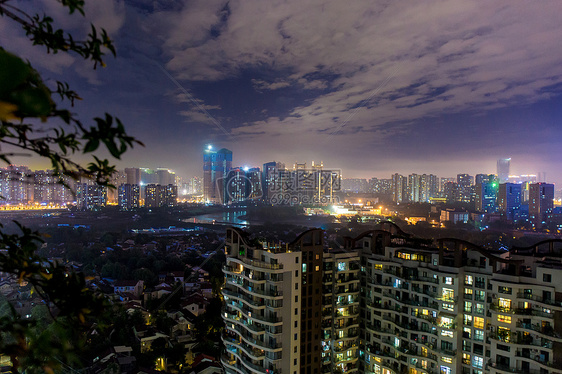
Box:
118 184 140 210
475 181 498 213
498 183 522 221
76 183 107 210
392 173 407 203
497 158 511 183
125 167 141 185
457 173 473 203
262 161 285 202
529 183 554 225
203 146 232 203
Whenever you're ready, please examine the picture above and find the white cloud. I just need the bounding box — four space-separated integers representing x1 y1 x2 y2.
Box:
150 0 562 145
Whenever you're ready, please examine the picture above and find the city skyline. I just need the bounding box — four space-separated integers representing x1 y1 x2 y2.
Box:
3 1 562 184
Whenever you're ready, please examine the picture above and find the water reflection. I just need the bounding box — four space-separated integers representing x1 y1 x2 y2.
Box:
184 210 249 227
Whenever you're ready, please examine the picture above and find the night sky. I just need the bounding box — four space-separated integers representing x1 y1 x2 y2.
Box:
3 0 562 183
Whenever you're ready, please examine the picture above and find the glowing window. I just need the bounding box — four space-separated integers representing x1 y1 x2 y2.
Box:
497 315 511 323
443 303 454 312
442 288 454 301
474 317 484 329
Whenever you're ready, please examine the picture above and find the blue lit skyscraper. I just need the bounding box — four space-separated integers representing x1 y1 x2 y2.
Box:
498 183 521 221
203 146 232 203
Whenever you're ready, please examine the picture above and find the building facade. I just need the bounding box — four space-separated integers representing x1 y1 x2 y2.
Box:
204 147 233 204
118 184 140 210
497 158 511 184
529 183 555 226
498 183 522 221
222 226 562 374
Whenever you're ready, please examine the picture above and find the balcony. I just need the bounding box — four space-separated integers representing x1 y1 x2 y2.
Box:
229 257 284 271
516 292 562 308
226 324 283 351
516 321 562 340
515 350 562 370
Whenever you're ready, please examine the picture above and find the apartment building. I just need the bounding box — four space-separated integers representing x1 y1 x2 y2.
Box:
222 224 562 374
355 227 562 374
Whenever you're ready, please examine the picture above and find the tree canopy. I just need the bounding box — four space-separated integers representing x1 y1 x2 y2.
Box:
0 0 142 372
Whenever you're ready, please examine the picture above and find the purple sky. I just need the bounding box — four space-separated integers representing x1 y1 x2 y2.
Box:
3 0 562 184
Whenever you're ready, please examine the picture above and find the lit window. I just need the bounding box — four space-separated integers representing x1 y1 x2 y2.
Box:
474 317 484 329
441 357 453 364
443 303 454 312
441 316 454 327
462 353 471 365
498 298 511 310
337 262 347 271
440 366 451 374
497 326 510 342
445 277 454 285
464 301 472 313
472 356 483 369
463 327 471 339
442 288 454 301
374 264 382 270
474 329 484 342
465 275 473 285
441 330 454 337
497 315 511 323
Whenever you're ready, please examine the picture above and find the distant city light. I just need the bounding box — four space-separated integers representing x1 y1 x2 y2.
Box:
243 166 249 172
207 145 213 150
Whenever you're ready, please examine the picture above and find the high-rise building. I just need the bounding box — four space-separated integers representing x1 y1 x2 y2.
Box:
529 183 554 225
420 174 439 203
107 169 126 205
203 146 232 203
498 183 522 221
475 173 496 186
76 183 107 210
392 173 407 203
223 227 562 374
457 174 473 203
342 178 370 193
262 161 285 202
33 170 73 205
497 158 511 183
443 181 460 203
408 174 421 202
125 167 141 185
0 165 32 204
156 168 176 186
440 177 455 198
144 184 177 208
118 184 140 210
474 182 498 213
221 228 325 374
369 178 393 197
357 231 562 374
222 228 359 374
223 167 263 204
261 161 339 205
